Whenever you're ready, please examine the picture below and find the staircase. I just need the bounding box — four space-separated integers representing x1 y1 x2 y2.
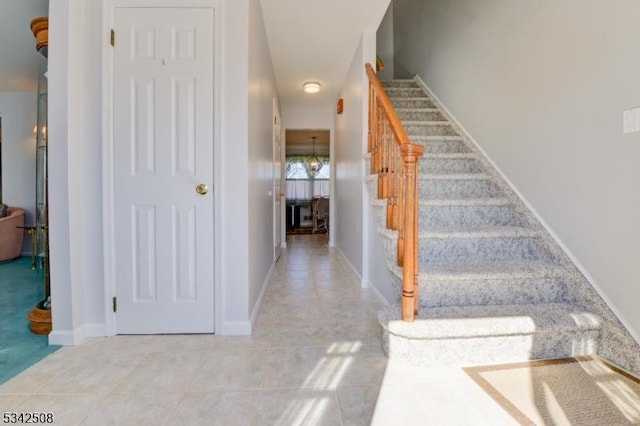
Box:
368 78 640 370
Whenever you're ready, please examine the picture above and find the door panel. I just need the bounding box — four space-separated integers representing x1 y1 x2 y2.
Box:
113 7 214 334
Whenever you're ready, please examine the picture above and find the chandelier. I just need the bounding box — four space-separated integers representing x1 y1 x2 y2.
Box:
306 136 323 176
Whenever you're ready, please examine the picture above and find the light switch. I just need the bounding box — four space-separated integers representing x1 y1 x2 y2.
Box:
623 107 640 134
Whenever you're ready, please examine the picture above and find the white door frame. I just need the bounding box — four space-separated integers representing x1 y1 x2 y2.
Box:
101 0 222 336
272 99 283 260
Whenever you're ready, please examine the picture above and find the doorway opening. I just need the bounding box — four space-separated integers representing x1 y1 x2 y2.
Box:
284 129 330 236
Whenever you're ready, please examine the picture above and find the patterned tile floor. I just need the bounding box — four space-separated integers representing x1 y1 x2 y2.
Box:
0 257 59 385
0 235 518 425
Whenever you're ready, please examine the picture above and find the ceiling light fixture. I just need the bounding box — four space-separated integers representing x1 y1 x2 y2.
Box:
306 136 323 176
303 82 321 94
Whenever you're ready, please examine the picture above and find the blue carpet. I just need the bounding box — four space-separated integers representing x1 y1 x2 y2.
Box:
0 256 59 385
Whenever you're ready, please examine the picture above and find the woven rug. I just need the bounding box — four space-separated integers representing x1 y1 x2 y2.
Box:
464 357 640 425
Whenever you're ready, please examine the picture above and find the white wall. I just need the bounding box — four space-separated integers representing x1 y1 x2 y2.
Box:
247 0 279 322
334 33 376 278
375 3 394 81
217 0 252 334
394 0 640 339
48 0 104 344
0 92 37 253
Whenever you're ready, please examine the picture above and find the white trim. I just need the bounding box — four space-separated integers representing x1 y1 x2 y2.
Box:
113 0 218 7
48 323 106 346
211 0 222 336
102 0 222 336
101 0 116 338
250 260 275 330
367 280 391 307
217 321 252 336
335 246 363 283
361 160 370 290
415 75 640 345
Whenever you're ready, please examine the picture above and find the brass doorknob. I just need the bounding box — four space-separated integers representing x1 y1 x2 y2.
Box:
196 184 208 195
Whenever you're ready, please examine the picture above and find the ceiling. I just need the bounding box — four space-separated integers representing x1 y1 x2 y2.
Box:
260 0 392 109
0 1 48 92
0 0 392 105
285 130 329 155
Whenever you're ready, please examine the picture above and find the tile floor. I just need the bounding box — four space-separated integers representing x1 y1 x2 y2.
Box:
0 235 519 425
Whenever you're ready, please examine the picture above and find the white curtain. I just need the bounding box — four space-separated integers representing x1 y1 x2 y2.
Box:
286 180 329 200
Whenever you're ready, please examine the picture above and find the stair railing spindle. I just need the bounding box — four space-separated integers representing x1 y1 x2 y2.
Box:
366 63 424 322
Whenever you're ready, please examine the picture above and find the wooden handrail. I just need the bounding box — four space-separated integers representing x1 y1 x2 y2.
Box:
366 63 424 322
376 55 385 73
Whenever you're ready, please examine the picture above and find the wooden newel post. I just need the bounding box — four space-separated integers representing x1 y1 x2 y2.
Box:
400 144 424 322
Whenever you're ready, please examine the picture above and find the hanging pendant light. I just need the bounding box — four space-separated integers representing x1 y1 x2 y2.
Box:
306 136 323 177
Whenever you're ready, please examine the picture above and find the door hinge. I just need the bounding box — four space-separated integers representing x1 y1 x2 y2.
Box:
110 29 115 47
112 296 117 313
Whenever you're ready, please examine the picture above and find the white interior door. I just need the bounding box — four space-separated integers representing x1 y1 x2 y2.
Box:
113 7 215 334
273 100 282 261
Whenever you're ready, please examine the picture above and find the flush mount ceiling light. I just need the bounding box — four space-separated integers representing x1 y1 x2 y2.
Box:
303 82 321 94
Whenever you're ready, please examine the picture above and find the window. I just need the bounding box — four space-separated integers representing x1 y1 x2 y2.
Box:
285 155 330 180
285 155 330 199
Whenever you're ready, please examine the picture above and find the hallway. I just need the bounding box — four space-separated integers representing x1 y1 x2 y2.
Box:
0 235 389 424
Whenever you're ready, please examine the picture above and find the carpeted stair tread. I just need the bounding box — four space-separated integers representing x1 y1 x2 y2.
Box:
386 257 566 281
418 260 567 279
420 226 538 239
410 135 464 142
419 202 527 228
379 303 601 339
381 80 420 88
384 87 429 98
390 98 437 109
379 225 539 240
397 109 448 121
423 153 477 159
420 173 491 180
420 197 512 207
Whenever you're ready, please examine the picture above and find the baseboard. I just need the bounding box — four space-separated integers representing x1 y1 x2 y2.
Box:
367 280 391 306
48 323 106 346
217 320 252 336
249 260 276 330
415 75 640 346
334 246 363 283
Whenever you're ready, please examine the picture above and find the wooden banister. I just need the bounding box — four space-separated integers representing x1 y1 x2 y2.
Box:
366 63 424 322
376 55 385 73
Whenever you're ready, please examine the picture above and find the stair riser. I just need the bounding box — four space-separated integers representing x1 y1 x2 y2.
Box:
420 237 555 263
418 277 569 307
385 88 426 98
419 205 525 228
405 124 458 137
420 158 483 174
381 80 419 88
419 179 503 199
417 140 470 154
397 110 447 121
382 329 599 366
391 98 436 109
369 200 387 229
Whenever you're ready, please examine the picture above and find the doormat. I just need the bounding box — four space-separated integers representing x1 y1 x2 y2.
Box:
464 357 640 425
